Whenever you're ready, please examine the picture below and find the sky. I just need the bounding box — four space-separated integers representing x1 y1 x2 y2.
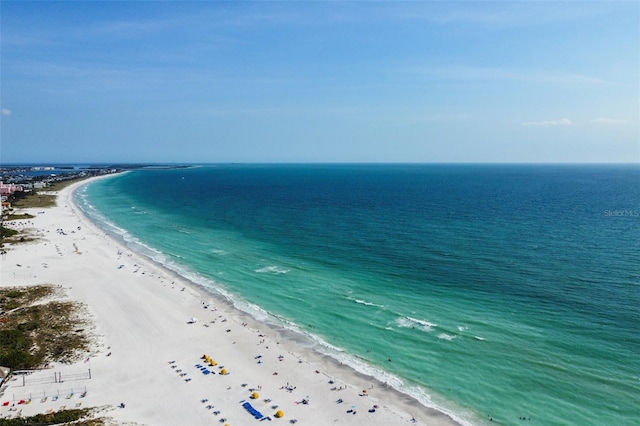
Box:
1 1 638 164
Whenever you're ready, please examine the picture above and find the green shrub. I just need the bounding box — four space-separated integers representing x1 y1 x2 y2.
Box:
0 407 99 425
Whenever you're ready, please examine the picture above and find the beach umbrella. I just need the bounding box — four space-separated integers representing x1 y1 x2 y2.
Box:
275 410 284 418
220 368 228 375
251 392 259 399
210 360 218 366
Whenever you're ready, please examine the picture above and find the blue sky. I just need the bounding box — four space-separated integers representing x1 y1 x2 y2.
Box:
1 1 638 164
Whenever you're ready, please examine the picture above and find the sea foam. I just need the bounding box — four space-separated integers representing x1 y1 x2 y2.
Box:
349 297 385 309
255 266 290 274
396 316 437 332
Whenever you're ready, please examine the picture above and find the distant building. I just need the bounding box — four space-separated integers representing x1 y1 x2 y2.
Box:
0 182 23 213
0 181 23 196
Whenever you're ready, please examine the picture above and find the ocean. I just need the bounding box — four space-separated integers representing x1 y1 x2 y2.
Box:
75 164 640 426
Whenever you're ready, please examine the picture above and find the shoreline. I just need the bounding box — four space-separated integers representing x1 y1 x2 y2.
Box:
1 175 468 425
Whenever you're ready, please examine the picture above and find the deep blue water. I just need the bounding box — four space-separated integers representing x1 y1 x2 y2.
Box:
77 164 640 425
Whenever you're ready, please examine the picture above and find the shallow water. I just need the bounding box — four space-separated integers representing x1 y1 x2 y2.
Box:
77 164 640 425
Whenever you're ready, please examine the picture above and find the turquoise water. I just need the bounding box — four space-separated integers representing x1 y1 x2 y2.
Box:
76 164 640 425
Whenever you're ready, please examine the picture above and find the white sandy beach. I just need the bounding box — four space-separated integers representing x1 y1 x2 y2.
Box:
0 176 461 426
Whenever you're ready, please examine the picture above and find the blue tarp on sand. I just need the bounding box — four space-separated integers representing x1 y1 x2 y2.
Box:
242 401 264 420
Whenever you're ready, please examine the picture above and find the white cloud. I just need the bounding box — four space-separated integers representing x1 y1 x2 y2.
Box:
413 66 612 86
522 118 572 126
1 108 11 116
394 2 619 30
592 117 626 125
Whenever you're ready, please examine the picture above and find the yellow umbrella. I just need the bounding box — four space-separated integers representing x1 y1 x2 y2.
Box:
251 392 259 399
220 368 228 375
275 410 284 418
210 360 218 366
